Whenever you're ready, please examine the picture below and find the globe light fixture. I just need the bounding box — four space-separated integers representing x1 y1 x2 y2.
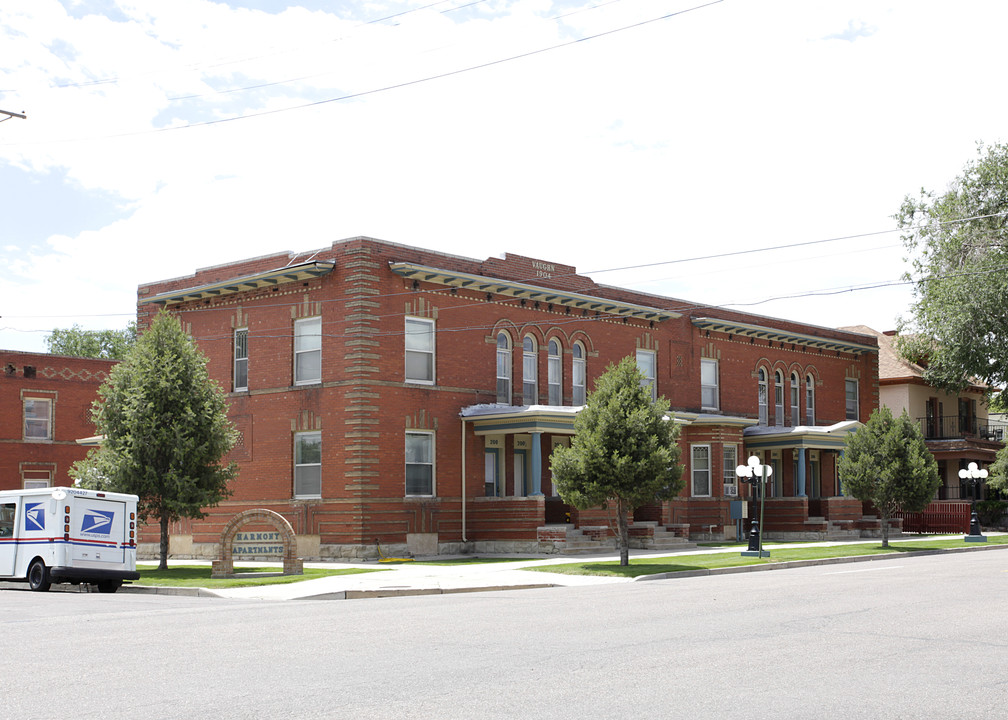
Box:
958 461 988 542
736 455 772 558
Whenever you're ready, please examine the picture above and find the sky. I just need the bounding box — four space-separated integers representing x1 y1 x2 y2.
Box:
2 0 1006 354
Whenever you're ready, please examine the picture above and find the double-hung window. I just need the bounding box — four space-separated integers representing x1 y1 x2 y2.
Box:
805 374 815 425
845 379 859 420
294 317 321 385
405 317 435 384
405 431 434 496
522 336 538 405
758 368 768 425
234 328 248 391
790 372 800 425
701 359 718 411
572 342 586 406
691 444 711 497
774 370 784 426
637 349 656 400
293 431 322 498
547 339 562 406
24 398 52 441
496 333 511 404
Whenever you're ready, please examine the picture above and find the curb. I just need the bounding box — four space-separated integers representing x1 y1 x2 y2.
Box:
630 541 1008 582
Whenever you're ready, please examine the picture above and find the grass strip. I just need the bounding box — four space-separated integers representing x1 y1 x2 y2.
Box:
135 564 386 589
524 535 1008 578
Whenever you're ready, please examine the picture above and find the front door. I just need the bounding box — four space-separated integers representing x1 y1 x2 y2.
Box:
513 452 526 497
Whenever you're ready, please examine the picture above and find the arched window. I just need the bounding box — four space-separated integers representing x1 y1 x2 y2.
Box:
572 342 586 406
774 370 784 426
547 339 562 406
805 374 815 425
790 371 800 426
522 336 538 405
758 368 768 426
496 332 511 404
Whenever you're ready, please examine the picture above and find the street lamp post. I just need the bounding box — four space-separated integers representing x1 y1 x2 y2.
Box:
736 455 772 558
958 461 988 542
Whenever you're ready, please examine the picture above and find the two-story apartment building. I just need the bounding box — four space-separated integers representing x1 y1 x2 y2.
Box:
846 326 1005 502
1 351 116 490
137 237 880 558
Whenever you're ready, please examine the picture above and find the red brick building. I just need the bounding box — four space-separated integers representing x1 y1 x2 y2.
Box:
1 351 115 490
137 237 880 558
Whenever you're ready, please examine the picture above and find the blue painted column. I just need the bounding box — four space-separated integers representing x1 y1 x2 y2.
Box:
531 432 543 496
797 447 807 497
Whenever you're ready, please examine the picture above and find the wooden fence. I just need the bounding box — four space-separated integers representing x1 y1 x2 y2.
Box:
895 502 970 534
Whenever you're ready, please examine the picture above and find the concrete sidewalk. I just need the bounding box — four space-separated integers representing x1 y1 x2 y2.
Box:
120 533 1008 601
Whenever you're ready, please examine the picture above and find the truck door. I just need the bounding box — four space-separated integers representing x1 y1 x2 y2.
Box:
0 501 17 576
71 497 127 564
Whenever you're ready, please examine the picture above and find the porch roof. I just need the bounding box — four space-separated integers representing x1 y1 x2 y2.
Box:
742 420 862 451
460 404 580 435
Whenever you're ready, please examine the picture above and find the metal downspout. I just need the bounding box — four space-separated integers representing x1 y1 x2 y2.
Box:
461 419 467 542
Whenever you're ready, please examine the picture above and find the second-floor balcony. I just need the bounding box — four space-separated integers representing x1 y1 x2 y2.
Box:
917 416 1008 443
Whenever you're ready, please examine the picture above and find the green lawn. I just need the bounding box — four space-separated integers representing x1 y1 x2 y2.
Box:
135 564 386 588
524 535 1008 578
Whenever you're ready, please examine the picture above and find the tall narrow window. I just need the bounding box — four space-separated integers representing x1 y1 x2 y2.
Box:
637 349 656 400
496 333 511 404
293 431 322 498
758 368 768 425
522 336 538 405
723 445 738 496
24 398 52 441
547 339 562 406
405 431 434 496
484 451 499 497
294 317 321 385
701 359 719 410
405 317 435 384
845 379 859 420
774 370 784 426
805 374 815 425
691 445 711 497
234 328 248 391
572 342 586 406
790 371 800 425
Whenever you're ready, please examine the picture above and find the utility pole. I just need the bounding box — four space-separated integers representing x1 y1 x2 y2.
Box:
0 109 27 123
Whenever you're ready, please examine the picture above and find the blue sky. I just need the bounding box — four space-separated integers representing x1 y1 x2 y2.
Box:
2 0 1007 353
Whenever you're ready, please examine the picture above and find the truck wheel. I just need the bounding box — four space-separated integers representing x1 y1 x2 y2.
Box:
27 559 51 592
96 580 121 594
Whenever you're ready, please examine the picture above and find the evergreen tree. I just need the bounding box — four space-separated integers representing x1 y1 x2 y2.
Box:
837 407 939 547
550 356 684 566
73 311 237 569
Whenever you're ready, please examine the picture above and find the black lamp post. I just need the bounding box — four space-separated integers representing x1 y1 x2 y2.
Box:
959 461 988 542
736 456 772 558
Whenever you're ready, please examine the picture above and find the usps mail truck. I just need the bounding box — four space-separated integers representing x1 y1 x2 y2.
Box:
0 487 140 593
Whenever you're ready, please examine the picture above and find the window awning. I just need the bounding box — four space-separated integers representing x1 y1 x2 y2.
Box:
139 261 336 307
391 262 678 322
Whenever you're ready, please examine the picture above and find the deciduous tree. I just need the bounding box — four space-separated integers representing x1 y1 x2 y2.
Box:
836 407 939 547
46 322 137 360
550 356 684 566
72 311 237 569
896 141 1008 392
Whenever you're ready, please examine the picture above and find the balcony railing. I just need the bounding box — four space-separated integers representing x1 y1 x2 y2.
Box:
917 416 1007 442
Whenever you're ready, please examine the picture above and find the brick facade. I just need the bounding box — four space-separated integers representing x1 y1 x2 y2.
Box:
136 237 880 557
1 351 115 490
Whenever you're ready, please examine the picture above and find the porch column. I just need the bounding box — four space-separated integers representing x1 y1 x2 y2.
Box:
796 447 807 497
837 450 844 496
530 431 543 496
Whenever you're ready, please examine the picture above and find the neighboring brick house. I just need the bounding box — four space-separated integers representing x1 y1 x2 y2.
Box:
844 326 1006 502
137 237 880 558
0 351 115 490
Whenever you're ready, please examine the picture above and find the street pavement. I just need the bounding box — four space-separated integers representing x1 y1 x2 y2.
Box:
122 532 1008 601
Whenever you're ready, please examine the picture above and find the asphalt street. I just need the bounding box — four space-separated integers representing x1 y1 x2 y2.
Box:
2 549 1006 719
